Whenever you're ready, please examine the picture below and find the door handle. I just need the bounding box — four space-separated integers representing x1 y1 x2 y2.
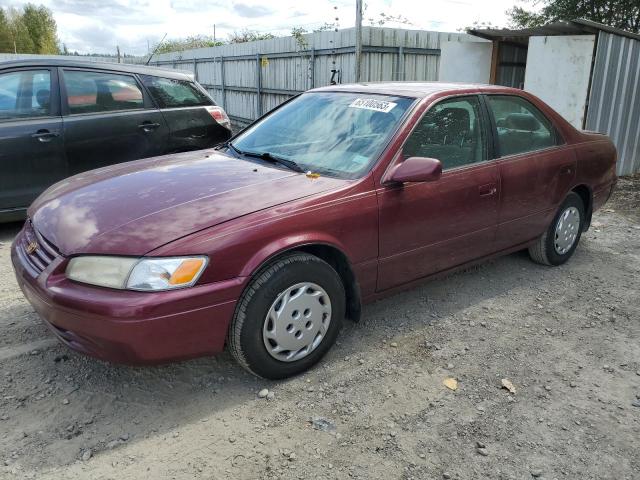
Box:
138 122 160 132
478 184 497 197
31 130 59 142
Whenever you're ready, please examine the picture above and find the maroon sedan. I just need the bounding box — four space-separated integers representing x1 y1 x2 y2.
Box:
11 82 617 379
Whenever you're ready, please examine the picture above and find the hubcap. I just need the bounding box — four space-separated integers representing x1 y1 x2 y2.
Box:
262 282 332 362
554 206 580 255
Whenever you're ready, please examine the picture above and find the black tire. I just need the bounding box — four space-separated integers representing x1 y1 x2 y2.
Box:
528 192 585 266
228 252 345 379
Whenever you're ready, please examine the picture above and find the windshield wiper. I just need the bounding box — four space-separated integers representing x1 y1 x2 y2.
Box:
237 149 305 173
216 140 240 154
220 141 305 173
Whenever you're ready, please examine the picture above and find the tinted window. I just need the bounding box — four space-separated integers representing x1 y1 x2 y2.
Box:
0 70 51 120
64 70 143 114
487 95 558 156
403 96 487 170
141 76 212 108
232 92 415 179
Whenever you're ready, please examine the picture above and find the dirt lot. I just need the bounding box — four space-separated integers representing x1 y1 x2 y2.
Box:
0 177 639 480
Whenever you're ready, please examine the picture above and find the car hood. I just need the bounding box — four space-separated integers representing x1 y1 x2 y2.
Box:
30 150 350 256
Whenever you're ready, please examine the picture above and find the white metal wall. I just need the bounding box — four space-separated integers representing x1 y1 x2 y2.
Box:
150 27 474 125
586 32 640 176
524 35 595 129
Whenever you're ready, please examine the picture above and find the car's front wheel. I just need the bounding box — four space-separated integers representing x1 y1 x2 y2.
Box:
529 192 585 266
228 252 345 379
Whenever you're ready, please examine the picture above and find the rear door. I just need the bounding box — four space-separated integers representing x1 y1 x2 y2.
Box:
484 94 576 250
60 68 169 175
377 95 500 290
0 67 66 211
140 75 231 152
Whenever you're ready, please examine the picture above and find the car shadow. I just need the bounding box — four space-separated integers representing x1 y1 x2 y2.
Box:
3 240 590 473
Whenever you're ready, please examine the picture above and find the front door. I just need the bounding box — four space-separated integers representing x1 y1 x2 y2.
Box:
377 95 500 291
0 68 66 211
60 68 169 175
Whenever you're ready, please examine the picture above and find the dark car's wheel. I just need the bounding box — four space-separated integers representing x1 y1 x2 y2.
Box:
228 252 345 379
529 192 585 266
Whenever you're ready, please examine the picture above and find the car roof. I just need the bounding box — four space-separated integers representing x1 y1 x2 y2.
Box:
310 81 520 98
0 58 193 81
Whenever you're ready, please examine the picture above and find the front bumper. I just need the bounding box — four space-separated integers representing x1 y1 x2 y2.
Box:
11 224 246 365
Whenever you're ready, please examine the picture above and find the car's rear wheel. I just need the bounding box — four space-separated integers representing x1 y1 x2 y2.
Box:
228 252 345 379
529 192 585 266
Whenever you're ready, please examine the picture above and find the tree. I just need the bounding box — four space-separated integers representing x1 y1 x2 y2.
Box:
21 3 59 54
0 4 59 54
6 7 35 53
508 0 640 33
0 9 12 53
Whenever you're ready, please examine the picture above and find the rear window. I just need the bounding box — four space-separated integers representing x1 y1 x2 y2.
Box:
63 70 143 114
141 76 212 108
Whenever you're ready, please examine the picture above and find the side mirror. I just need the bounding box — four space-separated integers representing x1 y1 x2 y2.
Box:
385 157 442 184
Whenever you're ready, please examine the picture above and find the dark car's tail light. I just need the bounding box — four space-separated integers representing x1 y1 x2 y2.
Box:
206 106 231 131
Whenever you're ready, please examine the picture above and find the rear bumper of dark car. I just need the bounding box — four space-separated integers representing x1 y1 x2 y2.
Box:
11 224 245 365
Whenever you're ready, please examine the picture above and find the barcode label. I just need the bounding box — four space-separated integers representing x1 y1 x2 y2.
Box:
348 98 397 113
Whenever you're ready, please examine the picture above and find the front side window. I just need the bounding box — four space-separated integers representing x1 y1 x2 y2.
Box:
0 70 51 120
141 76 212 108
487 95 558 157
63 70 143 114
231 92 415 179
403 96 487 170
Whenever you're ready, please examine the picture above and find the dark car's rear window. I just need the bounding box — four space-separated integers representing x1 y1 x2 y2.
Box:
141 75 213 108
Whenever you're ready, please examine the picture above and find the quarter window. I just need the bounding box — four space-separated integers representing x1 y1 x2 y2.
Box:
140 76 212 108
487 95 558 156
403 96 487 170
63 70 143 114
0 70 51 120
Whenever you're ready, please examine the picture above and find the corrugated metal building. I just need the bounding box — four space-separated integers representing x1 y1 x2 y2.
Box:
469 20 640 176
148 27 477 125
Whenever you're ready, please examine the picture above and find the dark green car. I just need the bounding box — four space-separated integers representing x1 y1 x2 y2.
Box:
0 59 232 222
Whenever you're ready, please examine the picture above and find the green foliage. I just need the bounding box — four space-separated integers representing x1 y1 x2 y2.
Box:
507 0 640 33
152 34 224 54
227 29 275 44
22 4 59 53
0 4 59 54
290 27 309 50
0 9 11 53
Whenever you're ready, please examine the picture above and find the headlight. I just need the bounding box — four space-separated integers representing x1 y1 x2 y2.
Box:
66 256 208 291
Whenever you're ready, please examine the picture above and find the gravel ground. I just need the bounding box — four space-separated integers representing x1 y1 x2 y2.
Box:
0 176 638 480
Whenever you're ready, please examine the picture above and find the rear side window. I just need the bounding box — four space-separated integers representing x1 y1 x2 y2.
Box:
63 70 143 114
0 70 51 120
487 95 558 157
141 76 212 108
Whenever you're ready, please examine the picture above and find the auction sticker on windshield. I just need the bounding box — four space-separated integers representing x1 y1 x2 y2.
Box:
349 98 397 113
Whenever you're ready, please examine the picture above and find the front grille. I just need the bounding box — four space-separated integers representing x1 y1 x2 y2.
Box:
18 221 60 274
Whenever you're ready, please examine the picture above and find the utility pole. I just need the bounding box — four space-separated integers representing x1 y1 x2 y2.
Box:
116 45 121 63
213 24 216 43
355 0 363 83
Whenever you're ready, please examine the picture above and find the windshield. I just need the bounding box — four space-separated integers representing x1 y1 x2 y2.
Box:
231 92 415 178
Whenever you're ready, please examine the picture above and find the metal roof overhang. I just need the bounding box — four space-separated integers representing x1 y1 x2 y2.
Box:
468 19 640 44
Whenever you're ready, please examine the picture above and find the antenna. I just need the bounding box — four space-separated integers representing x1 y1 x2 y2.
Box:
146 33 168 65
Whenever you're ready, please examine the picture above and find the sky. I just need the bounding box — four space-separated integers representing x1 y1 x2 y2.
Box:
1 0 529 56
